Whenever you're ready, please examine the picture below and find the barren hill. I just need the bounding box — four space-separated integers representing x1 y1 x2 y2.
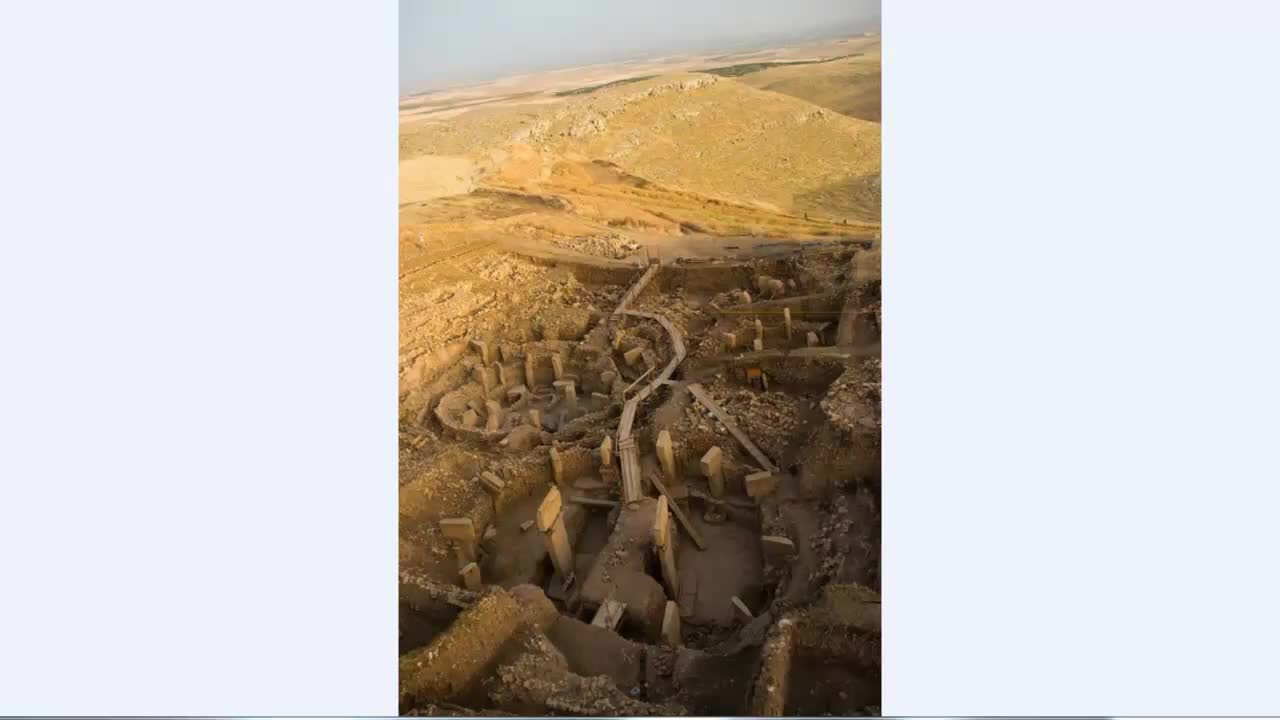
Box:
400 70 881 230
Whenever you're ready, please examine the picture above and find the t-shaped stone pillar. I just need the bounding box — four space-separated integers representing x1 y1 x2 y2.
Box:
551 353 565 381
440 517 477 566
700 446 724 497
536 487 574 580
656 430 676 482
744 471 778 499
653 495 679 598
553 379 577 406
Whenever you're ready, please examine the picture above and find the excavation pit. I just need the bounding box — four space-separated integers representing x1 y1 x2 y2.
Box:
401 245 880 715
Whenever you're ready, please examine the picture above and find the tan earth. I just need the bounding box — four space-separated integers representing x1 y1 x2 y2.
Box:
399 33 882 717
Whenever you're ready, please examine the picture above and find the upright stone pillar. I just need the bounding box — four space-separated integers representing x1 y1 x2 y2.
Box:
470 339 492 365
754 317 764 340
600 435 614 467
656 430 676 482
806 331 819 347
549 446 564 486
724 332 737 352
753 338 764 352
700 446 724 497
493 361 506 386
551 353 565 381
661 600 681 646
524 354 537 389
528 408 542 429
618 436 642 505
783 307 793 340
484 400 502 431
653 496 679 598
553 379 577 405
536 487 574 580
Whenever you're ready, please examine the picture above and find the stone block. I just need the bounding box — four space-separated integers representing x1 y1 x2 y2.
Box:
480 471 505 495
459 561 482 591
761 535 796 563
744 471 778 498
661 600 681 646
440 517 476 541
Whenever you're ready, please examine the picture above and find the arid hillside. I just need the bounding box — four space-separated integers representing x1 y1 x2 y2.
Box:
727 39 882 122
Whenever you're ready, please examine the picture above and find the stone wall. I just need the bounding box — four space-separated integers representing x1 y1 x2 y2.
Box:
400 588 525 706
750 616 796 716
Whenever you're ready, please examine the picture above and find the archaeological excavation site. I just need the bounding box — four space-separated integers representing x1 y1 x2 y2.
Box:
399 236 881 716
399 38 881 714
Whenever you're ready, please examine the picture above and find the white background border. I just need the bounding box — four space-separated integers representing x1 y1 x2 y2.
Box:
884 0 1280 715
0 1 398 715
4 0 1280 715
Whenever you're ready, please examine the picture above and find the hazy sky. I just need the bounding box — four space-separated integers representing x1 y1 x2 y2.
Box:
400 0 880 94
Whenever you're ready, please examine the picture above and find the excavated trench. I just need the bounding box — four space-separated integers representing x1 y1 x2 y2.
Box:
400 244 881 716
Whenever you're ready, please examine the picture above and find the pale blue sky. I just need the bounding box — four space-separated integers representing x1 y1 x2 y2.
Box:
400 0 880 94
